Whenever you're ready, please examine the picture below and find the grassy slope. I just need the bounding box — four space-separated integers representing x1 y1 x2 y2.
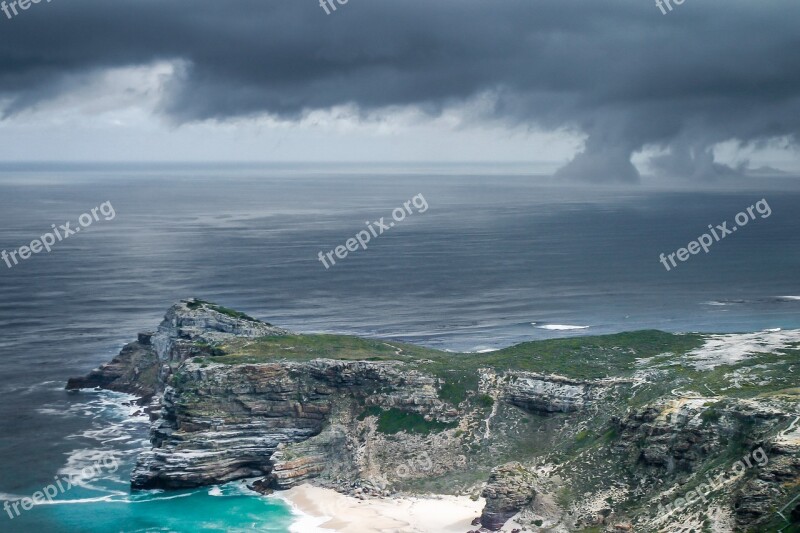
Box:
194 329 800 405
211 330 701 375
201 330 705 405
183 316 800 530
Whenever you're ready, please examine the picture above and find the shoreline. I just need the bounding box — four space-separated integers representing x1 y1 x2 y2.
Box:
278 484 509 533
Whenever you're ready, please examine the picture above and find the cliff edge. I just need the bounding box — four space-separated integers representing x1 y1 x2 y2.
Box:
67 300 800 532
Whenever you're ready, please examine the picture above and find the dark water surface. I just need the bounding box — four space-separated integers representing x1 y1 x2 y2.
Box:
0 166 798 531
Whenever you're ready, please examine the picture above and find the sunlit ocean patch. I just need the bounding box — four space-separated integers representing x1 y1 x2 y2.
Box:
26 494 124 506
533 323 590 331
468 345 500 353
3 380 66 396
701 299 747 306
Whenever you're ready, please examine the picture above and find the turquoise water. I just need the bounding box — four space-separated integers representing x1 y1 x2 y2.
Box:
42 483 296 533
2 389 299 533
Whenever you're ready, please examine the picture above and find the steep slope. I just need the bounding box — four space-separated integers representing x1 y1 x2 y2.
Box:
67 300 800 532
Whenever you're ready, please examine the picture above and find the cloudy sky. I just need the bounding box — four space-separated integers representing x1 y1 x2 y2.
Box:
0 0 799 180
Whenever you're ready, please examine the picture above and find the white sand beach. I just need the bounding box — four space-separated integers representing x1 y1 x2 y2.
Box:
280 484 494 533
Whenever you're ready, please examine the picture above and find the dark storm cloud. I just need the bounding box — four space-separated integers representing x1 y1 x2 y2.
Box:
1 0 799 180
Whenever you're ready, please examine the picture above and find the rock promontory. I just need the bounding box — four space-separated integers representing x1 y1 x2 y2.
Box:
67 300 800 532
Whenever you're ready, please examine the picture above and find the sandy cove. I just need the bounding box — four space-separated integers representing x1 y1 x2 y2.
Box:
279 484 521 533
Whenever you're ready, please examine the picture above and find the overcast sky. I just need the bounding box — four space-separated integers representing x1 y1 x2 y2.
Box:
0 0 799 181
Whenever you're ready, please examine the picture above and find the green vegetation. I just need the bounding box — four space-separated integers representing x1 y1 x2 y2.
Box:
197 322 796 406
358 406 457 435
357 405 382 421
186 299 204 310
658 348 800 400
436 370 479 406
208 304 258 322
171 371 190 388
193 341 227 357
214 334 442 365
602 427 618 443
555 485 574 508
166 302 800 529
186 299 259 322
482 330 704 379
209 329 713 416
701 405 722 424
213 329 702 378
476 394 495 408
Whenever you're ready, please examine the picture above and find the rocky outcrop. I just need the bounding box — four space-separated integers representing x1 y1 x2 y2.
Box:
480 462 537 530
151 298 287 364
69 300 467 492
66 301 800 533
614 398 792 475
130 355 463 490
615 399 732 472
265 425 352 490
66 299 286 396
131 360 331 489
504 372 611 414
66 337 159 401
733 425 800 528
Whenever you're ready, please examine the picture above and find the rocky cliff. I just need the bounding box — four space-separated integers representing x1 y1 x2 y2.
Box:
68 300 800 532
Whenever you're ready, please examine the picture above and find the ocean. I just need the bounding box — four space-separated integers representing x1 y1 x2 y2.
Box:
0 164 798 532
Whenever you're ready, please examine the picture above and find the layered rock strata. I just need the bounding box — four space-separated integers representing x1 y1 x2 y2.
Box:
66 301 800 533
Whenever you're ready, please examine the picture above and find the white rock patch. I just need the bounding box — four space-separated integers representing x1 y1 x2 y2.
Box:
685 329 800 370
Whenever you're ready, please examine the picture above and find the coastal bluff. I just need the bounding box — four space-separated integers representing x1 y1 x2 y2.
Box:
67 299 800 532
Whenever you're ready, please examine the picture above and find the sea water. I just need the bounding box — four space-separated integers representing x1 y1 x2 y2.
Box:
1 164 798 531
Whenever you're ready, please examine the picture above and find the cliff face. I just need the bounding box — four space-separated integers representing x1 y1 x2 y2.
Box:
132 361 329 489
66 335 159 401
504 372 626 414
480 462 538 530
68 300 800 532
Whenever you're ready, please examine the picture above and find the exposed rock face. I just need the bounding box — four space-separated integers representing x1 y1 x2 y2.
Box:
615 398 793 478
265 424 354 490
504 372 609 414
603 397 800 531
733 425 800 528
67 301 800 533
66 299 286 399
131 355 461 490
131 361 330 489
615 398 733 472
151 298 287 364
66 339 158 401
480 462 537 530
67 299 470 492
